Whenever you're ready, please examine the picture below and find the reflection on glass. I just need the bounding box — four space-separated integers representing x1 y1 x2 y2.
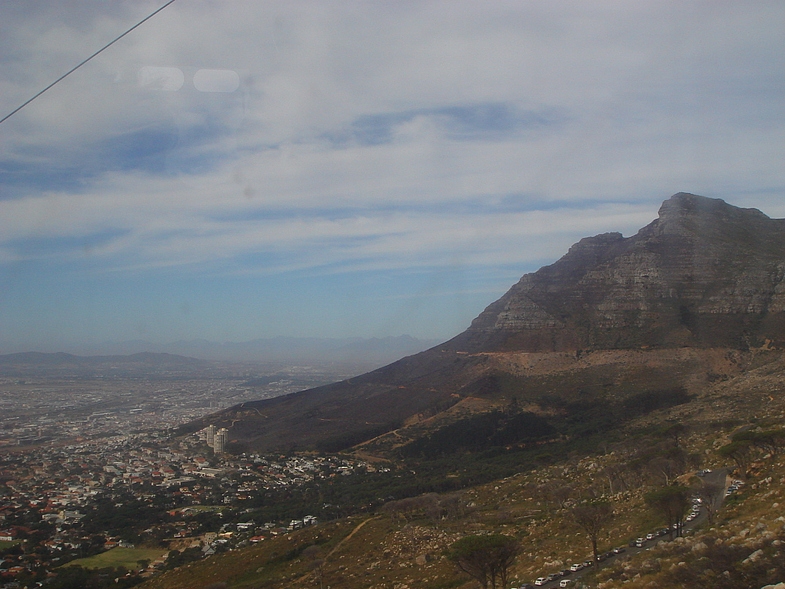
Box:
193 69 240 93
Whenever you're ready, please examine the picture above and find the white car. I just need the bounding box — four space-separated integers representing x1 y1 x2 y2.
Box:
535 578 547 586
560 580 572 588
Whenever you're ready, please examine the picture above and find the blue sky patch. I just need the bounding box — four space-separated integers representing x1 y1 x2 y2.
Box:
325 102 564 147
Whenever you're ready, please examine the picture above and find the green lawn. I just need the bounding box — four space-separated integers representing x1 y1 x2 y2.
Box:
64 547 167 570
0 540 20 550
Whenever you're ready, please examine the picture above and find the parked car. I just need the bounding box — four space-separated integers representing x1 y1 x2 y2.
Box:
569 563 583 572
612 547 626 554
534 577 547 586
560 580 572 588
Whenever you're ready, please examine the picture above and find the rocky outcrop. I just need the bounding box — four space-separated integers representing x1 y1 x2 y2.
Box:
448 193 785 353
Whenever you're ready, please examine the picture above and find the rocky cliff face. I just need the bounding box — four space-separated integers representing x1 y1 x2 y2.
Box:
192 193 785 452
448 193 785 352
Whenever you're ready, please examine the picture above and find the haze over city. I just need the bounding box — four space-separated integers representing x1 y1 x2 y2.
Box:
1 1 784 353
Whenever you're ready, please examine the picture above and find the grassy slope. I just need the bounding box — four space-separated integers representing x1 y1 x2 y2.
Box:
138 351 785 589
65 547 168 570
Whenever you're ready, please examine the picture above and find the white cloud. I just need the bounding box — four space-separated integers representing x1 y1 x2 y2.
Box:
1 2 784 346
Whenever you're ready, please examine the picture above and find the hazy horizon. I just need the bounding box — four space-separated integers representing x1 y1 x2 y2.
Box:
0 333 442 364
2 2 784 352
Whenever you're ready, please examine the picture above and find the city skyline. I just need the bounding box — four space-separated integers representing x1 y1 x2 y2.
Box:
1 2 784 353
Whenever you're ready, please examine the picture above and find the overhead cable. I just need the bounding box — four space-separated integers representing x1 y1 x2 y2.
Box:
0 0 177 126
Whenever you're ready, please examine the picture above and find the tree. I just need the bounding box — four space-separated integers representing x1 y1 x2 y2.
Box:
602 463 631 495
647 456 679 486
644 485 691 539
664 423 688 447
733 429 785 458
572 500 613 563
448 534 520 589
718 440 752 477
694 481 722 524
551 483 575 509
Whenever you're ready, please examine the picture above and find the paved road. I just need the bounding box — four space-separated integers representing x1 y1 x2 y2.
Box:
525 468 731 588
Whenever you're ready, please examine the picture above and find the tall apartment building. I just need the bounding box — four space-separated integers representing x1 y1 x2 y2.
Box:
214 428 229 454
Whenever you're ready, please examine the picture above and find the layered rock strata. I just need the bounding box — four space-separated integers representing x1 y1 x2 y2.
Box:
448 193 785 352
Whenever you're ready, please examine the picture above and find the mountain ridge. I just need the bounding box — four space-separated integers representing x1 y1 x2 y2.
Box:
447 192 785 353
0 350 206 366
62 335 440 365
0 350 213 378
187 193 785 453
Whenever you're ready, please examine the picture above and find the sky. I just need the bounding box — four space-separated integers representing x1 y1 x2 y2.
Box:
0 1 784 353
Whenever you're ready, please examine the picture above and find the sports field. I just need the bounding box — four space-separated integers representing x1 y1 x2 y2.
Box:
64 547 166 570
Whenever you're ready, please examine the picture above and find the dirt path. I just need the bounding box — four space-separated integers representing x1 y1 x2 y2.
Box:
290 516 382 587
326 515 381 558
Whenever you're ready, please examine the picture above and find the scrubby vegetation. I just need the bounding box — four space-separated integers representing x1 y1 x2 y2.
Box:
134 352 785 589
400 410 555 458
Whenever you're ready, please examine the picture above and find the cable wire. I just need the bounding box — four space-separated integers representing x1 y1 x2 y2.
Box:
0 0 177 126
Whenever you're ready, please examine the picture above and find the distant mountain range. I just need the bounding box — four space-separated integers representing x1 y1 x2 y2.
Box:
188 193 785 454
0 336 441 377
0 351 203 366
0 351 212 378
67 335 441 366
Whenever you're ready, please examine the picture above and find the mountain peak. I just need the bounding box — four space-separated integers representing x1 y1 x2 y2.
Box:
659 191 724 213
655 192 772 236
449 193 785 353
